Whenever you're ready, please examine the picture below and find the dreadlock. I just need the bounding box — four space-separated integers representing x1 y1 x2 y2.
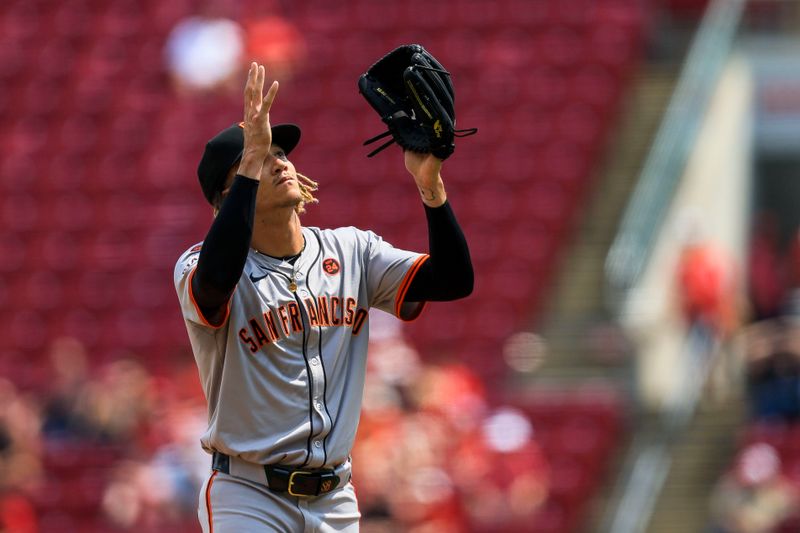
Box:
295 172 318 214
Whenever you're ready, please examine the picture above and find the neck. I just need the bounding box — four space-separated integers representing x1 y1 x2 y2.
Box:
251 208 304 258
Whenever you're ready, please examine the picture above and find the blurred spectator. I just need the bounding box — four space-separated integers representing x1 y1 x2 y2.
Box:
709 442 798 533
409 362 488 433
244 16 307 81
0 379 41 533
165 16 245 94
41 337 92 439
451 407 550 531
102 460 147 529
102 405 207 529
676 236 740 337
672 214 744 405
745 319 800 421
0 379 43 494
146 403 209 513
71 358 157 444
384 412 464 532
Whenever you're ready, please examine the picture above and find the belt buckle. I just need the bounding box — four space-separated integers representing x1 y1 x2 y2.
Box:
287 470 313 497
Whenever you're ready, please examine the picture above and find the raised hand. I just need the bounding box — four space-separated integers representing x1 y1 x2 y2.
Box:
238 62 279 179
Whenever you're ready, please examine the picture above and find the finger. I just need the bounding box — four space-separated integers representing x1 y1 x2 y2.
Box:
255 65 265 106
261 81 279 114
244 62 256 118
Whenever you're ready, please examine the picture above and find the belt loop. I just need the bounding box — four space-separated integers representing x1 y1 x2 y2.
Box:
212 452 230 474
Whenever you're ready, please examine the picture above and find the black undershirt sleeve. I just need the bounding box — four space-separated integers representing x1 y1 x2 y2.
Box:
192 175 258 319
192 179 471 318
404 201 474 302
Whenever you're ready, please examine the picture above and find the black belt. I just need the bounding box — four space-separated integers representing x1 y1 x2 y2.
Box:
212 452 342 497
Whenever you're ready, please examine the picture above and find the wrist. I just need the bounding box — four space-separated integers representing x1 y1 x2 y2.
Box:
416 178 447 207
422 196 447 208
237 151 266 180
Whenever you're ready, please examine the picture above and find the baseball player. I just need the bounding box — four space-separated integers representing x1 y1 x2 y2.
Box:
174 62 473 532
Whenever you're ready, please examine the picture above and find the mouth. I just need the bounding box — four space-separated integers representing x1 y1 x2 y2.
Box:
274 174 294 186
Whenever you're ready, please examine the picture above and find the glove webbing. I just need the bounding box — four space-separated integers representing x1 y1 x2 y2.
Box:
363 126 478 158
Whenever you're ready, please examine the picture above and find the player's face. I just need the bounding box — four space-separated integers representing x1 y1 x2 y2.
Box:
256 144 304 211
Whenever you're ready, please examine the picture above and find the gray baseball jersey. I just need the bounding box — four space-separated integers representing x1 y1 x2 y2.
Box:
174 225 428 469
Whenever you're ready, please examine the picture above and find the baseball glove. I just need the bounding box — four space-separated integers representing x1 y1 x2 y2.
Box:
358 44 477 160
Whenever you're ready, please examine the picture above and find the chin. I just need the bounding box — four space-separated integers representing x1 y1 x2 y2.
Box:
261 195 304 212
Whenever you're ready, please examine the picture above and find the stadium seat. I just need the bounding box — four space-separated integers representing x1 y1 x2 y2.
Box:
299 0 352 33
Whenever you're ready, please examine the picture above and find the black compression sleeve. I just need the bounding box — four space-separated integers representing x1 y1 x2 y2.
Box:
404 201 473 302
192 175 258 316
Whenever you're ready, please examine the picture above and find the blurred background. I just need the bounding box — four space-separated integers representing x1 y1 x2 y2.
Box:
2 0 800 531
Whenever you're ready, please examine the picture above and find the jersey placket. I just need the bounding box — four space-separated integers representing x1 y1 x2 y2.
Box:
294 240 333 468
304 333 330 466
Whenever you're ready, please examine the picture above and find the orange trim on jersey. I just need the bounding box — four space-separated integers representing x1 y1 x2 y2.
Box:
350 477 360 516
206 470 219 533
188 268 232 329
394 254 430 321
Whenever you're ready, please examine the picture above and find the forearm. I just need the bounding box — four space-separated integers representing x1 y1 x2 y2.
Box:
193 175 259 311
404 200 473 301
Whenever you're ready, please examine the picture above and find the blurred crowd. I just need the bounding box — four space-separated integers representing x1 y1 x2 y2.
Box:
667 208 800 532
354 314 551 533
0 313 554 533
0 335 209 533
711 314 800 533
702 215 800 533
705 316 800 533
742 215 800 426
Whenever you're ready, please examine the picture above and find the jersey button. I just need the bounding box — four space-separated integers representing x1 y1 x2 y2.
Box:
315 402 322 410
310 358 319 366
314 441 322 448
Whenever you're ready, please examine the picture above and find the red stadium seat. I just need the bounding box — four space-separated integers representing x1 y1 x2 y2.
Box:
0 233 28 275
537 26 585 69
298 0 352 33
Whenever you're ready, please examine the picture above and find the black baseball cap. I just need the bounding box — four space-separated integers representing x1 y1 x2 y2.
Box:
197 122 302 205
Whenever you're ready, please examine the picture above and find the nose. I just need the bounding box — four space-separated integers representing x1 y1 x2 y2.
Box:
268 154 287 174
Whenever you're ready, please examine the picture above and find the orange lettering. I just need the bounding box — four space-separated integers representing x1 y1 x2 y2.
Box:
352 308 368 335
249 319 270 346
239 328 258 353
331 297 342 326
287 302 303 333
277 306 290 336
317 296 331 326
305 298 320 327
344 298 356 325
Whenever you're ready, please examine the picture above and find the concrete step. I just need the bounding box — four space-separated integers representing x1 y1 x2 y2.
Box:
535 68 680 376
646 397 745 533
